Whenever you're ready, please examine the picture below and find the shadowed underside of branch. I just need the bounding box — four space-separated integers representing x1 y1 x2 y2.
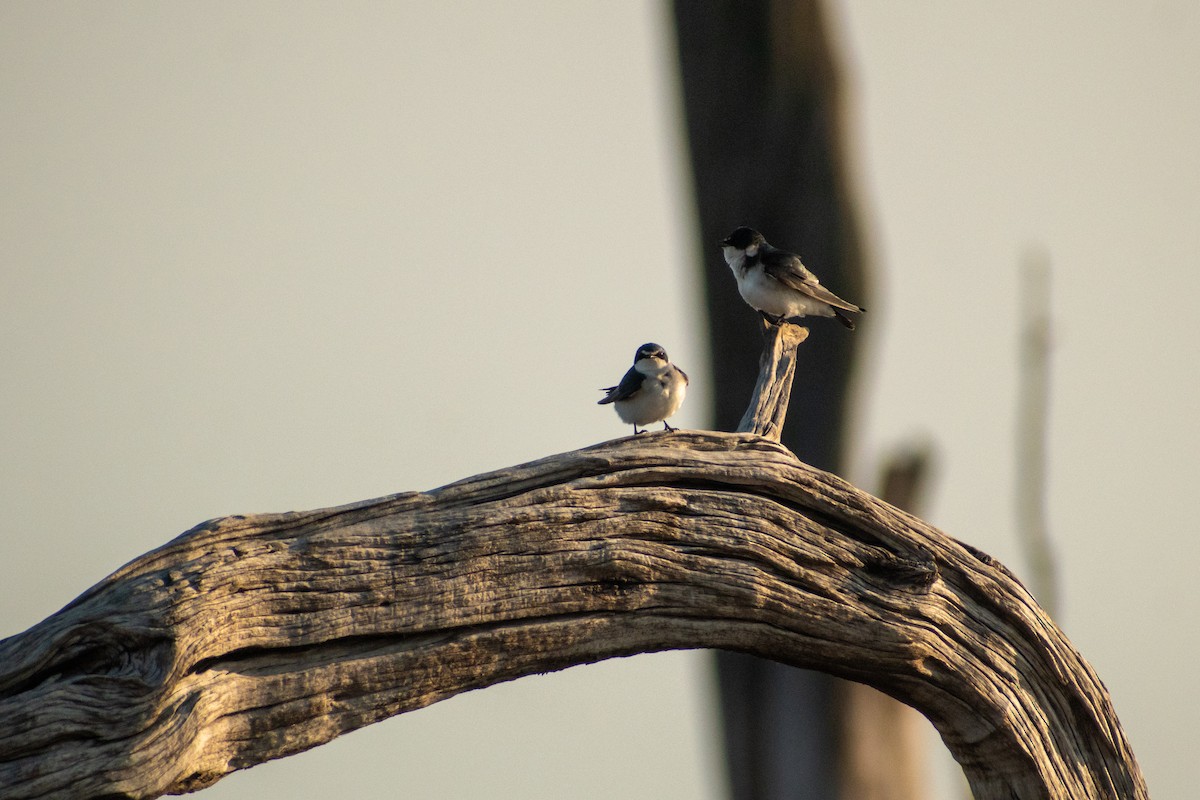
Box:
0 431 1144 799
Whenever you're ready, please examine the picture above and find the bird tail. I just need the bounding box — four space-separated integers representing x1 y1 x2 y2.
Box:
834 309 857 330
597 386 617 404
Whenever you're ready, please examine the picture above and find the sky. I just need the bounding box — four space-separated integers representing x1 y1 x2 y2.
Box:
1 2 1197 798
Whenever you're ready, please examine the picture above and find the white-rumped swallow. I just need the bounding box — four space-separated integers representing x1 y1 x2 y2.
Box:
598 343 688 434
721 226 865 329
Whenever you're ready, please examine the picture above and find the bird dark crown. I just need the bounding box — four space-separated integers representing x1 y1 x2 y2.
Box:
722 227 763 249
635 343 666 360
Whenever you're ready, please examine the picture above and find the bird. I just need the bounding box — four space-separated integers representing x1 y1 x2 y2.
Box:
720 226 865 329
598 343 689 435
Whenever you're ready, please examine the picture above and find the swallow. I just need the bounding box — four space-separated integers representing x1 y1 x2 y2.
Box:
598 343 688 434
721 226 865 328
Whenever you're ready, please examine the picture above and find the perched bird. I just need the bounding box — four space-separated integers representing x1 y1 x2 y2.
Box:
720 226 865 329
598 343 689 434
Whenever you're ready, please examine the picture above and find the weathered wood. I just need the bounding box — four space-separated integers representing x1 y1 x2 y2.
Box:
0 432 1145 799
736 322 810 440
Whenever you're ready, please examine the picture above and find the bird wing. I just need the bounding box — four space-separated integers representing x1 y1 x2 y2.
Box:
598 366 643 404
760 249 862 312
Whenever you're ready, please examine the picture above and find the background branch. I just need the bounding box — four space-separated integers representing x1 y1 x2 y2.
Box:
1016 249 1059 617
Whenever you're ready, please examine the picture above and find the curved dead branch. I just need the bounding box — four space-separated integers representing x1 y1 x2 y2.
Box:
0 430 1144 799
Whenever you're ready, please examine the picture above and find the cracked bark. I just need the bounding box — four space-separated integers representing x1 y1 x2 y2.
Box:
0 327 1145 799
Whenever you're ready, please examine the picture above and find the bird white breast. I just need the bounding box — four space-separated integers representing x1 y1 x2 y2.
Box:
721 246 745 271
615 364 687 426
734 265 835 319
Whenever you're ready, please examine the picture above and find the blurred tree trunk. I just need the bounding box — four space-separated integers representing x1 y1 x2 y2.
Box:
672 2 879 798
835 447 934 800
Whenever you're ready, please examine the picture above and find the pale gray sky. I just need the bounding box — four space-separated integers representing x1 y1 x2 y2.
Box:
2 2 1196 798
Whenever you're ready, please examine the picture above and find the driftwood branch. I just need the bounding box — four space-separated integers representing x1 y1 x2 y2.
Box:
0 434 1147 800
737 322 810 440
0 327 1144 800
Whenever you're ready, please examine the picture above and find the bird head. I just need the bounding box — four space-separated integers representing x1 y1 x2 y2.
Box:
720 227 765 257
634 343 668 365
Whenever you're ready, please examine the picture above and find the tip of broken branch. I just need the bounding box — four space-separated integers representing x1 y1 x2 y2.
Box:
736 322 810 441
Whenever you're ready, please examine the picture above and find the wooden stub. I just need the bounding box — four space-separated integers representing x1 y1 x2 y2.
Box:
736 322 810 440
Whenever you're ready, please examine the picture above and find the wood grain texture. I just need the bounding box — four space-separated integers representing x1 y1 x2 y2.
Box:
736 322 810 440
0 432 1144 799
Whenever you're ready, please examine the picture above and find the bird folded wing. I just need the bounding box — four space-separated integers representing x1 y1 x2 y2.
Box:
763 254 860 312
597 368 643 404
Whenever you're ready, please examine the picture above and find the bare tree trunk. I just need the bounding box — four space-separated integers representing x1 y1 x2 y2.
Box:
671 1 868 797
0 427 1145 799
